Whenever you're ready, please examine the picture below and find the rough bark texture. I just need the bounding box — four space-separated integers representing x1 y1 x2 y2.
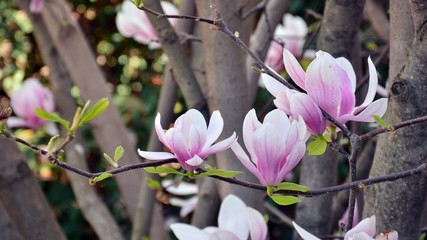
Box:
0 202 24 240
194 0 264 208
247 0 290 102
364 1 427 238
17 0 143 218
294 148 338 237
294 1 365 237
0 138 66 240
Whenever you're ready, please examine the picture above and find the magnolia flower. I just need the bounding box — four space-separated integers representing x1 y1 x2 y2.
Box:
116 0 178 49
293 216 398 240
138 109 237 171
265 14 315 73
8 78 55 130
30 0 44 13
231 109 307 187
171 194 267 240
262 49 388 135
162 179 198 217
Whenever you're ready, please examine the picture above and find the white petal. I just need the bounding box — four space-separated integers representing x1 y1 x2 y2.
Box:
171 223 209 240
201 132 236 158
293 222 321 240
204 110 224 149
344 98 388 123
218 195 250 240
231 142 267 186
137 149 175 160
162 180 198 195
185 155 203 167
261 74 288 97
358 57 379 109
345 215 376 239
247 207 267 240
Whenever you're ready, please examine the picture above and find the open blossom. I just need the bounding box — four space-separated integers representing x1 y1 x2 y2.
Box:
30 0 44 13
162 179 198 217
138 109 236 171
116 0 178 49
265 14 314 73
8 78 54 130
294 215 398 240
231 109 307 187
262 49 388 135
171 194 267 240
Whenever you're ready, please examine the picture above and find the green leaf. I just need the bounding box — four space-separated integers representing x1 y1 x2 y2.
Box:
144 166 185 176
373 115 388 128
270 194 300 206
90 173 113 184
79 98 109 125
35 108 70 130
197 166 241 178
114 146 124 162
103 153 118 168
307 137 327 155
276 182 310 192
322 134 331 143
80 100 91 117
46 135 61 152
146 178 161 190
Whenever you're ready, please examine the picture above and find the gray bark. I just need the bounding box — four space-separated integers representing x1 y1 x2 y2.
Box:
0 202 24 240
364 0 427 238
0 138 66 240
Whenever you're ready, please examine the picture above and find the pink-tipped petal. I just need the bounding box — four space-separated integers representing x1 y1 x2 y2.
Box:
263 109 291 134
185 155 203 167
137 149 175 160
265 41 284 73
345 215 376 239
204 110 224 149
170 131 192 161
276 141 305 185
290 93 325 135
274 90 294 115
335 57 357 93
261 74 288 98
231 142 267 186
293 222 321 240
341 98 388 123
218 195 250 240
358 57 379 109
7 117 30 128
202 132 236 158
283 49 306 89
155 113 171 149
30 0 43 13
189 126 205 156
171 223 209 240
247 207 267 240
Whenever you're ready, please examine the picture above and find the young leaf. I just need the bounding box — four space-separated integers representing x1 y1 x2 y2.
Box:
197 167 241 178
276 182 310 192
35 108 70 130
307 137 327 155
90 173 113 184
80 100 91 117
114 146 124 162
79 98 109 125
270 194 300 206
146 178 161 190
144 166 185 176
46 135 61 152
373 114 388 128
104 153 118 168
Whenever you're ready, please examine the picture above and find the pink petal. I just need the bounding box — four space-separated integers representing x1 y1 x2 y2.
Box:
283 49 306 89
290 93 325 135
137 149 175 160
247 207 267 240
242 109 261 163
334 58 356 116
231 142 267 186
263 109 291 135
293 221 321 240
274 90 294 115
170 131 192 162
358 57 379 109
218 195 250 240
340 98 388 123
265 42 284 72
7 117 30 128
204 110 224 150
276 141 305 186
154 113 171 149
179 109 207 136
201 132 236 158
189 126 205 156
335 57 356 93
261 74 288 98
345 215 376 239
305 51 342 118
30 0 43 13
171 223 209 240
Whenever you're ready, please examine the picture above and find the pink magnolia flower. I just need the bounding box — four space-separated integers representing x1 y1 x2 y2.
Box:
30 0 44 13
171 194 267 240
262 49 388 135
265 14 315 73
294 215 398 240
231 109 307 187
8 78 54 130
137 109 237 171
116 0 178 49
